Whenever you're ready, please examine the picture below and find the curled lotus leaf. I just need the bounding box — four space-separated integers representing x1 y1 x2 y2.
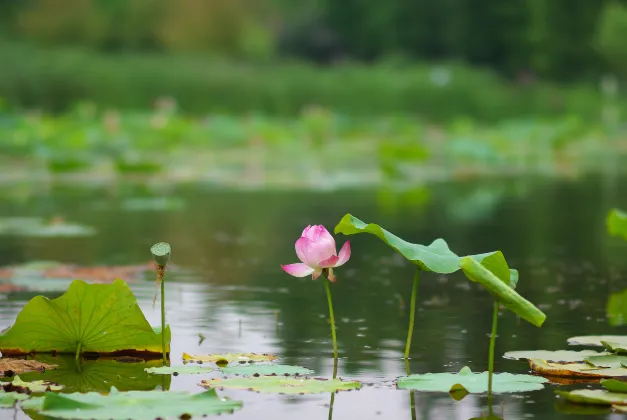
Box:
504 350 606 363
601 379 627 393
530 359 627 378
557 389 627 406
182 352 277 365
584 355 627 369
396 366 547 394
201 376 361 394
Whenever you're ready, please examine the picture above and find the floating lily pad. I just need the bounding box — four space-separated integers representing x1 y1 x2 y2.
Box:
145 365 215 375
568 336 627 353
182 352 277 365
556 389 627 406
504 350 605 362
607 208 627 241
396 366 547 394
201 376 361 394
601 379 627 393
585 355 627 368
0 358 57 374
0 392 29 407
530 359 627 378
607 289 627 327
22 387 242 419
0 279 170 355
220 364 313 376
0 218 96 238
1 375 63 392
20 356 169 393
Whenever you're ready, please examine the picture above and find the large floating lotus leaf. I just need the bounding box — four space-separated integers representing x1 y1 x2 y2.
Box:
568 336 627 353
607 289 627 327
460 257 546 327
146 365 215 375
0 392 29 407
585 355 627 368
530 359 627 378
1 375 63 392
0 279 170 355
396 366 547 394
220 364 313 376
182 352 277 365
20 356 170 393
201 376 361 394
607 208 627 241
504 350 606 362
601 379 627 393
556 389 627 406
22 387 242 419
333 214 518 284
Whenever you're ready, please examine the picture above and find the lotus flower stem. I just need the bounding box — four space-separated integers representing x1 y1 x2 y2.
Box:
158 264 167 365
324 277 338 359
404 268 421 359
488 300 499 400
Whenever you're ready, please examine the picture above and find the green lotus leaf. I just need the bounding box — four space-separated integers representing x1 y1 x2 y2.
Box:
333 214 517 285
396 366 547 394
607 208 627 240
568 336 627 353
0 280 170 355
201 376 361 394
504 350 606 362
220 364 313 376
20 355 169 393
556 389 627 406
554 400 612 415
601 379 627 393
1 375 63 392
145 365 215 375
182 352 277 365
607 289 627 327
459 257 546 327
530 359 627 378
22 387 241 419
0 392 29 408
585 355 627 368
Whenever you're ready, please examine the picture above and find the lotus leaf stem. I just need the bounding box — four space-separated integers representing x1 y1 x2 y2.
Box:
324 277 338 359
158 264 167 365
75 341 81 362
404 269 421 359
488 300 499 404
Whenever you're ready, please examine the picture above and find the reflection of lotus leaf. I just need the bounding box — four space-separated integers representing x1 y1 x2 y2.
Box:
22 387 241 419
201 376 361 394
0 392 29 408
504 350 605 362
20 356 170 393
0 280 170 355
397 366 547 393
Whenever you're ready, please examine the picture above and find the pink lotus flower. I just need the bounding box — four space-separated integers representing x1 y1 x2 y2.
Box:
281 225 351 282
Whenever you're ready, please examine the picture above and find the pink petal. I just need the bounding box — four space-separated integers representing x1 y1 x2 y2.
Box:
333 241 351 267
295 237 311 265
281 263 315 277
312 269 323 280
319 255 339 268
301 225 313 237
296 235 335 268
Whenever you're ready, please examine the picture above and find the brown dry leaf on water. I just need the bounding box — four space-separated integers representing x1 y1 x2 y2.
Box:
530 359 627 379
0 359 57 375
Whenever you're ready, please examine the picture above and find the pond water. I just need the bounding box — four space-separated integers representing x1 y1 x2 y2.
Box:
1 174 627 419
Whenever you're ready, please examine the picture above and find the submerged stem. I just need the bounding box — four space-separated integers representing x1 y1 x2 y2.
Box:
324 277 338 359
404 358 417 420
487 300 499 408
158 264 167 365
404 269 421 359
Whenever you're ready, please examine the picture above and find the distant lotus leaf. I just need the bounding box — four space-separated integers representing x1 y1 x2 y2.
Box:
555 400 612 415
568 336 627 353
585 355 627 368
504 350 606 362
22 387 242 419
182 352 277 365
556 389 627 406
145 365 215 375
601 379 627 393
607 208 627 240
220 364 313 376
0 392 29 407
1 375 63 392
20 355 170 393
607 289 627 327
122 197 186 212
0 280 170 355
460 257 545 327
201 376 361 394
0 358 57 374
614 405 627 413
396 366 547 394
0 218 97 238
333 214 518 284
469 416 503 420
530 359 627 378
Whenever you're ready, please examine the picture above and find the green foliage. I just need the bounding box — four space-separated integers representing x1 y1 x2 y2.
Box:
22 387 243 419
607 289 627 326
602 379 627 393
0 279 171 355
596 2 627 75
396 366 548 394
607 209 627 241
